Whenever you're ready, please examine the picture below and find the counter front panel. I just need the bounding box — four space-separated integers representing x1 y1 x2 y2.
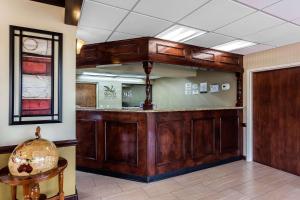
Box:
76 108 243 181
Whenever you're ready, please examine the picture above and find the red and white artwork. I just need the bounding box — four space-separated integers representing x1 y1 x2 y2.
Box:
23 37 52 56
21 55 52 115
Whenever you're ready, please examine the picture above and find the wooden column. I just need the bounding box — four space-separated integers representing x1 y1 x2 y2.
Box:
143 61 153 110
236 72 243 107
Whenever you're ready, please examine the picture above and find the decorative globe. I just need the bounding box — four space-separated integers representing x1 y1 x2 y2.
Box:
8 127 59 176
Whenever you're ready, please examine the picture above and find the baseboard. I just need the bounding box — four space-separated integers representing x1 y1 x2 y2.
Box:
65 189 78 200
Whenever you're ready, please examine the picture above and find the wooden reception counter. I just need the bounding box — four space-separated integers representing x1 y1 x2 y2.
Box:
76 107 243 182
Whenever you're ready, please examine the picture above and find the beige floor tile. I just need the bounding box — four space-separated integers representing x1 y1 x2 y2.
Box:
114 178 148 191
148 193 179 200
76 161 299 200
142 179 183 198
173 170 212 187
89 182 123 198
198 189 250 200
172 183 214 200
102 188 149 200
253 185 300 200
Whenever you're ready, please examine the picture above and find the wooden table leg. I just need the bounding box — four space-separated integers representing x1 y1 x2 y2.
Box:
31 183 40 200
58 172 64 200
23 184 31 200
11 186 17 200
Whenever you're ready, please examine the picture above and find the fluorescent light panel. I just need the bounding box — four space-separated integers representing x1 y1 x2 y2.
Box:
212 40 256 52
82 72 118 77
78 75 145 84
156 25 206 42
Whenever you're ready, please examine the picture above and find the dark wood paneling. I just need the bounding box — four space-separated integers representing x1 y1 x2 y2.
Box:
31 0 65 7
156 44 185 57
76 119 98 161
104 121 138 166
65 0 83 26
77 37 243 73
149 38 243 73
77 38 149 68
0 140 77 155
76 83 97 107
220 116 239 154
76 109 243 179
191 118 215 160
156 120 185 166
253 67 300 175
220 55 240 65
191 51 215 62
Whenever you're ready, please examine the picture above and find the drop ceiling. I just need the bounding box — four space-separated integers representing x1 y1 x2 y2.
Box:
77 0 300 55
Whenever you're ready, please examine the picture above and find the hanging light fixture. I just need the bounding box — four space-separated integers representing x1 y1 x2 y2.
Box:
76 39 85 54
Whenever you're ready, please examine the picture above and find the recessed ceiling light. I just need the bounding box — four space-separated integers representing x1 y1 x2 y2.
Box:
212 40 256 52
156 25 206 42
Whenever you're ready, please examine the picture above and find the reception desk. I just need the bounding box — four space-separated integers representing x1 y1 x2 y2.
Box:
76 107 243 182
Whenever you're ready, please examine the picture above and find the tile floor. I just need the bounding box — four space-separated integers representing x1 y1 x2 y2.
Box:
77 161 300 200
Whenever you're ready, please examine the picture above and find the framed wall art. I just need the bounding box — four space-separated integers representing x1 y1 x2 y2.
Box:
9 25 63 125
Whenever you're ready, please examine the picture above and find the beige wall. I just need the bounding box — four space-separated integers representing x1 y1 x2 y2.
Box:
153 71 237 109
243 42 300 156
243 42 300 114
0 0 76 145
0 0 77 198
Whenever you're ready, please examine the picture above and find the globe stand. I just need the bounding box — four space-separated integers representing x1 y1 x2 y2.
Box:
0 157 67 200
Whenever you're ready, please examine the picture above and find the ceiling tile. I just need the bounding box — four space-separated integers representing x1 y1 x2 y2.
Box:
79 0 128 30
134 0 209 22
92 0 139 9
116 12 173 36
77 27 112 44
179 0 255 31
292 17 300 25
107 32 141 41
235 0 281 9
267 24 300 46
215 12 284 38
263 0 300 21
232 44 274 55
244 23 300 44
184 33 235 48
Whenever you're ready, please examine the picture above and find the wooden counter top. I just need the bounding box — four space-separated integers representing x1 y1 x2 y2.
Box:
76 106 243 113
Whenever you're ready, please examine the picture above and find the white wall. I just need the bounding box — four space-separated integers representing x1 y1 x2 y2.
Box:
0 0 77 146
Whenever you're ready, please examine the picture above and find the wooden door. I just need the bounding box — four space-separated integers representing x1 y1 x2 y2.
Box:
76 83 97 107
253 67 300 175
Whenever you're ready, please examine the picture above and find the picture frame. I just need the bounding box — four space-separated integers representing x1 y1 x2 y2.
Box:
9 25 63 125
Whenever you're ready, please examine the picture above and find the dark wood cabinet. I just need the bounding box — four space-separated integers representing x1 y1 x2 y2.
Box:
76 118 102 169
191 118 216 161
76 109 243 181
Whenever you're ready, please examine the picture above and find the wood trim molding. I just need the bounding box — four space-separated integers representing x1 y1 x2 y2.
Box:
0 139 77 154
30 0 83 26
65 0 83 26
31 0 65 7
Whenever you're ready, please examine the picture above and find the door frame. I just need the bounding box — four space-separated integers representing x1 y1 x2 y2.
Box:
246 62 300 162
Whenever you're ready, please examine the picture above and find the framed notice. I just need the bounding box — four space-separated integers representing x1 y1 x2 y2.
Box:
9 26 63 125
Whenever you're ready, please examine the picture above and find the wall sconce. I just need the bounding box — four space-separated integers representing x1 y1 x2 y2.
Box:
76 39 85 54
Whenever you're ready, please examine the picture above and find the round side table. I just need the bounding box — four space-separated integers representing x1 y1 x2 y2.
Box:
0 157 68 200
